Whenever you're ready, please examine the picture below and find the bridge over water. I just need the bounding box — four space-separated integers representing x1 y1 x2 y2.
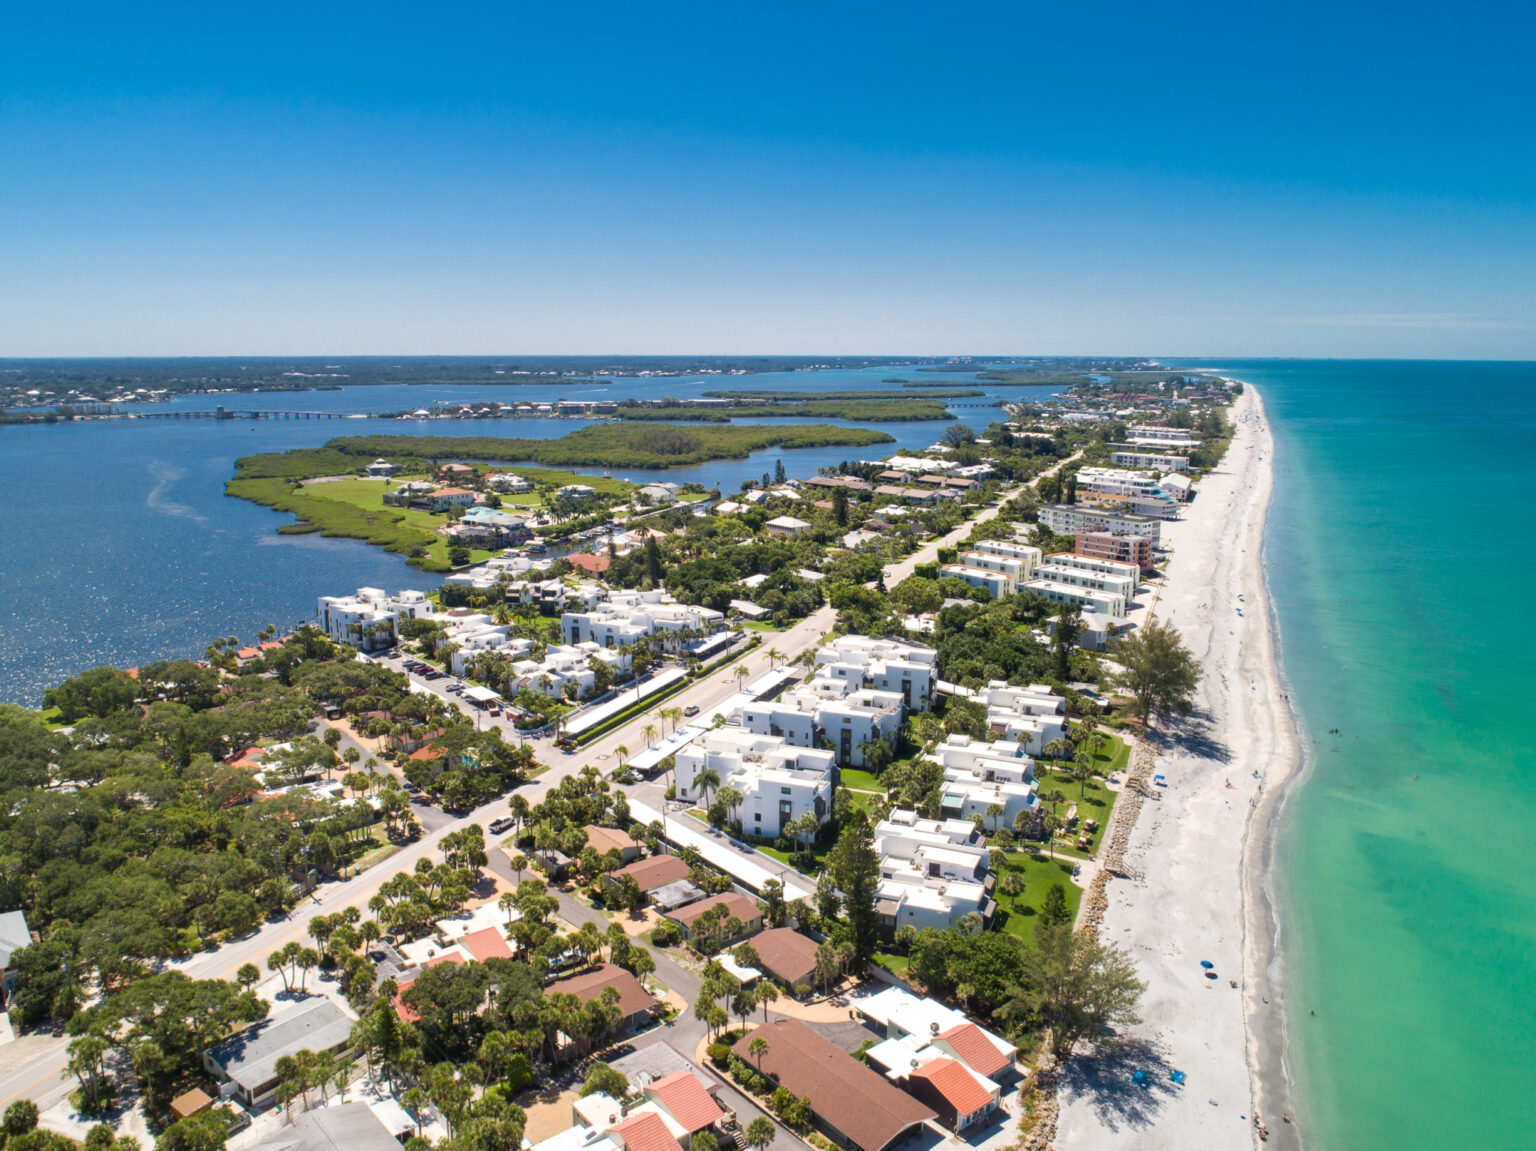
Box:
124 406 358 420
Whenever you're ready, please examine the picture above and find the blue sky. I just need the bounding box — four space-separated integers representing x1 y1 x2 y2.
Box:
2 1 1533 357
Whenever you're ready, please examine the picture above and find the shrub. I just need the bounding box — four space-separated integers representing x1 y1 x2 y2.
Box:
707 1043 731 1068
4 1100 38 1136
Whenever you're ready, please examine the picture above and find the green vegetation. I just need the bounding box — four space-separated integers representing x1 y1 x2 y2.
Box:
837 768 882 791
702 388 984 401
993 853 1084 936
230 422 903 568
1111 618 1202 722
613 398 960 422
328 423 895 469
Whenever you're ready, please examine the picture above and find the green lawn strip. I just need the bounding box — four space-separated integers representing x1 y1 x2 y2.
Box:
872 952 909 977
741 621 792 633
992 852 1083 942
838 768 882 791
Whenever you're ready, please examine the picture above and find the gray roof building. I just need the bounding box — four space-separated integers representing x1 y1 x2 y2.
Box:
249 1102 401 1151
204 1000 354 1105
0 911 30 968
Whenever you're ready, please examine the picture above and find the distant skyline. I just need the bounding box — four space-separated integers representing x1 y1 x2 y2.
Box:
3 1 1533 358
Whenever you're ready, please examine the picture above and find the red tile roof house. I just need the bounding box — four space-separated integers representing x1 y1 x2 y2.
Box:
607 854 692 897
547 963 658 1033
606 1110 678 1151
662 893 762 949
641 1070 724 1137
585 824 643 864
732 1020 933 1151
749 928 820 992
905 1057 999 1133
930 1022 1016 1084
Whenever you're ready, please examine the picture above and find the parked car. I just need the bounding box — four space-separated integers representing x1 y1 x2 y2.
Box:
489 816 514 835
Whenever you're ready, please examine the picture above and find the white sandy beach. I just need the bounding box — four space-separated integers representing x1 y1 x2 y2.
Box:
1055 386 1303 1150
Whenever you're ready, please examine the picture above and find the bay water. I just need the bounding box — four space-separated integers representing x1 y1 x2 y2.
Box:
0 364 1041 704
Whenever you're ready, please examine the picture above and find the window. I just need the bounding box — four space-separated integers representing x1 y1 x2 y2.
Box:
781 787 791 795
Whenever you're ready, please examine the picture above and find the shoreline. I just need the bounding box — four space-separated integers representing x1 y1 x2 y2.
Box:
1056 384 1305 1150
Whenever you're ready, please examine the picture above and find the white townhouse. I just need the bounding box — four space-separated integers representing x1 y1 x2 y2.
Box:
812 636 937 713
673 729 835 837
562 590 724 650
931 734 1040 827
976 682 1068 756
870 810 991 932
316 588 432 651
738 680 904 767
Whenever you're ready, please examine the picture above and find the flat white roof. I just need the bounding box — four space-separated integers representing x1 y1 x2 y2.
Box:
628 798 815 900
564 667 688 737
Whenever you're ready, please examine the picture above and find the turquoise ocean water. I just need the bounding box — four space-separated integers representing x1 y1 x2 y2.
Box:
1175 360 1536 1150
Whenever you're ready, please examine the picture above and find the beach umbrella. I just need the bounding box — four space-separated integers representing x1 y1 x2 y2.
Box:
1200 960 1214 969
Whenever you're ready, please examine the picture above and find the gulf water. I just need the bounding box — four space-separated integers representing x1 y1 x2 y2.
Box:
0 364 1044 704
1176 360 1536 1150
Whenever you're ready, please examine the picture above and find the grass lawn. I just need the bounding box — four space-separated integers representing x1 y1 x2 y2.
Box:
992 851 1083 942
843 791 876 818
741 621 791 633
1034 770 1118 858
297 475 506 567
873 951 909 977
839 768 882 791
38 706 68 730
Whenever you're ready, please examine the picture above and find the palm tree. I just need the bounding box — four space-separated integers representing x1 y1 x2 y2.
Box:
642 723 657 748
986 803 1005 834
694 767 721 810
767 648 783 669
614 744 630 770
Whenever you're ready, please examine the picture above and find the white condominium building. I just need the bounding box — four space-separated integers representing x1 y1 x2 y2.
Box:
1036 504 1162 545
1023 579 1126 619
1075 467 1163 499
969 539 1043 575
812 636 937 713
1042 552 1141 590
674 729 835 837
940 549 1029 597
1126 425 1197 442
931 734 1040 827
1111 450 1190 472
939 563 1016 600
316 588 432 651
562 589 724 649
1031 562 1137 604
872 809 991 932
977 682 1068 756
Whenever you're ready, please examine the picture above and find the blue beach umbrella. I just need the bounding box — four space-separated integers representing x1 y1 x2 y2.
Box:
1200 960 1214 969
